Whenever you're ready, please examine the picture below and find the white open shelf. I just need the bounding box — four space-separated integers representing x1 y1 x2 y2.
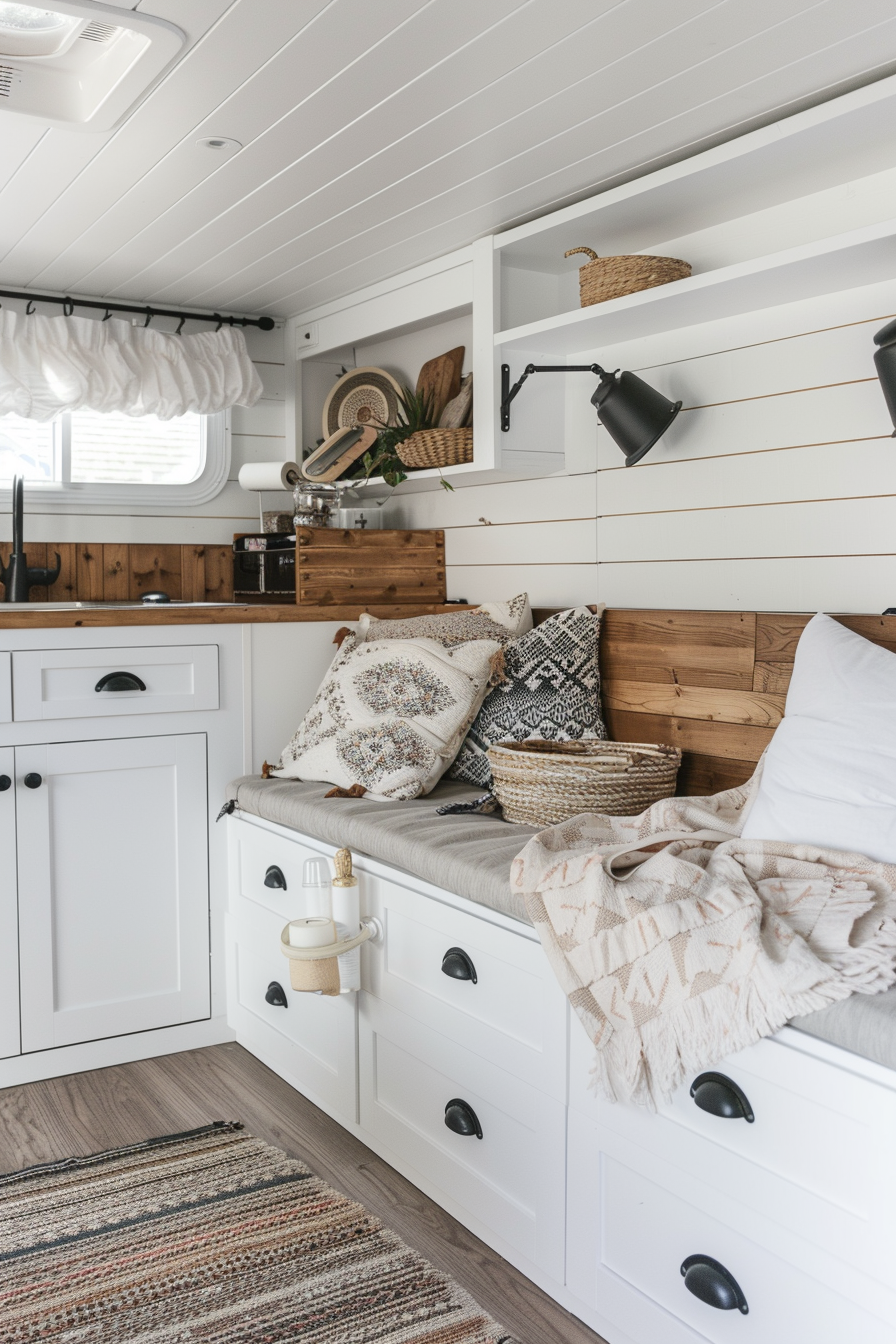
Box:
496 217 896 356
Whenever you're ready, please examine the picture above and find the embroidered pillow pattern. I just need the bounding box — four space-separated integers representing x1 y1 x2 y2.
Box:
356 593 532 648
272 635 502 800
449 606 606 790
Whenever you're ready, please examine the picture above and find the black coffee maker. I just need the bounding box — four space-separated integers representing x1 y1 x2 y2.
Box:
0 476 60 602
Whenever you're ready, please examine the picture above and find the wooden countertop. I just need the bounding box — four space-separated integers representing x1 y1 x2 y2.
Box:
0 602 469 630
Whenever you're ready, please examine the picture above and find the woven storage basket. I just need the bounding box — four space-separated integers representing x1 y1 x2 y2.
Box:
397 427 473 469
564 247 691 308
488 739 681 826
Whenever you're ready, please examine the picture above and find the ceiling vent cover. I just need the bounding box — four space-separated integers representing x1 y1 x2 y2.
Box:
0 2 183 129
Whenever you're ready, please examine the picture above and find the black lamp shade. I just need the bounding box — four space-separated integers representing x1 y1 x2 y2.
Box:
874 317 896 437
591 370 682 466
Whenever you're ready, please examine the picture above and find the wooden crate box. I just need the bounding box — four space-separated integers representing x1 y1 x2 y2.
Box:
295 528 446 607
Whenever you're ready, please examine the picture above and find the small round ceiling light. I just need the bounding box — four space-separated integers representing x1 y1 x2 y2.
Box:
0 3 78 57
196 136 242 152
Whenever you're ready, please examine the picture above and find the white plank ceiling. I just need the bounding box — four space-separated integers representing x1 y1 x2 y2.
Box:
1 0 895 319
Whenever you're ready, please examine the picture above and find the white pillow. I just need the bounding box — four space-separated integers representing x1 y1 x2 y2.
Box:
271 633 502 801
742 613 896 862
356 593 532 647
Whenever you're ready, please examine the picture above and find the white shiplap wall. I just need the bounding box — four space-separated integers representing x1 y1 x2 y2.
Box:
387 280 896 615
1 321 286 545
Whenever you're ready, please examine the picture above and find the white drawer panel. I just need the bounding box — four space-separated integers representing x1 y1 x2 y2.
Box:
359 995 565 1280
570 1025 896 1283
600 1155 894 1344
12 644 219 720
235 820 330 921
363 873 567 1100
225 906 357 1124
0 653 10 723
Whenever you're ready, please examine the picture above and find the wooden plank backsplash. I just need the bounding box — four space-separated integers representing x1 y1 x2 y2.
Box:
0 543 234 603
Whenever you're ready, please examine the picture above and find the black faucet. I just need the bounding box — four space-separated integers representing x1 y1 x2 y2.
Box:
0 476 61 602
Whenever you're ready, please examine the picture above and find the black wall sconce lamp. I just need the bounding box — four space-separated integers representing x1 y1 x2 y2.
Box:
874 318 896 435
500 362 682 466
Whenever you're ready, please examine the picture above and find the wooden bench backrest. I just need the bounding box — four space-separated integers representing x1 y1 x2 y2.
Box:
533 607 896 796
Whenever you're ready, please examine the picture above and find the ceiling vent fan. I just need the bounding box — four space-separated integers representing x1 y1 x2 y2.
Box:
0 1 183 129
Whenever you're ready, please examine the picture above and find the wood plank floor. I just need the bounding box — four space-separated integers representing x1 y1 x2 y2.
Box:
0 1043 609 1344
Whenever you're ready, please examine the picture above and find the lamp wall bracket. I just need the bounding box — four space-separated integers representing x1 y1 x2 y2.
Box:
500 363 605 432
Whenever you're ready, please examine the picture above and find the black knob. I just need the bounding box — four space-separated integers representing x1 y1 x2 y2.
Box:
264 981 288 1007
0 775 10 792
24 773 42 789
264 865 287 890
95 671 147 693
690 1072 754 1123
681 1255 748 1314
444 1098 483 1140
441 947 477 983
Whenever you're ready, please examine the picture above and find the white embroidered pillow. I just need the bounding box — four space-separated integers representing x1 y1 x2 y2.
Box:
272 633 502 800
356 593 532 648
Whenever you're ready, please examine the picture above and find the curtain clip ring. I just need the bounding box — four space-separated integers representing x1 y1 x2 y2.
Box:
143 307 153 328
63 297 74 317
214 313 223 332
176 316 186 335
102 308 112 321
25 299 36 316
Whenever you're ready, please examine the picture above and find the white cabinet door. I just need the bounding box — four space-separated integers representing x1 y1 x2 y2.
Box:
0 747 20 1060
16 734 210 1051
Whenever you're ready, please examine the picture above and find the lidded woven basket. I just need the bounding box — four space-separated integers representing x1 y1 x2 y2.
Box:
565 247 691 308
398 427 473 469
488 739 681 826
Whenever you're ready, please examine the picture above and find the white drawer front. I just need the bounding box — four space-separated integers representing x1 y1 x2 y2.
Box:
0 653 10 723
570 1025 896 1284
12 644 219 720
235 821 328 921
363 872 567 1100
359 995 565 1280
599 1154 894 1344
225 905 357 1124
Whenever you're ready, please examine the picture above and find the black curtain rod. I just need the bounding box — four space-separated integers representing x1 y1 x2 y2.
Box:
0 287 276 332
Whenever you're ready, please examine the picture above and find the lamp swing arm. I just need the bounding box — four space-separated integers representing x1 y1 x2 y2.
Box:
500 362 606 431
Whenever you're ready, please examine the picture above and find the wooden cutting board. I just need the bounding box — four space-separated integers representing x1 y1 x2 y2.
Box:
416 346 464 423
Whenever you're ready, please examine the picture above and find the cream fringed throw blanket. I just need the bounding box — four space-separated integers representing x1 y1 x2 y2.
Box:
511 772 896 1108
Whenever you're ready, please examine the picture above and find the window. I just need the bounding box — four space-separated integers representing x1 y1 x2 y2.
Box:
0 407 228 505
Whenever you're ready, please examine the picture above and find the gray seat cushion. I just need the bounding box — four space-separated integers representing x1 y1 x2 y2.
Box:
790 988 896 1074
226 776 539 924
227 774 896 1075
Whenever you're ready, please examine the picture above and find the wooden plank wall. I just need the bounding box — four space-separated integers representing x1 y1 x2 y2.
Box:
0 543 233 603
600 609 896 795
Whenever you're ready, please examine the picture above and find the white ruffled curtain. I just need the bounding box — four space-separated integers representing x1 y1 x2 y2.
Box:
0 308 263 421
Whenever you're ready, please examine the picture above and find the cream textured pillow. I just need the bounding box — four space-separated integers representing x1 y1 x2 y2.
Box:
356 593 532 647
742 613 896 862
272 633 503 800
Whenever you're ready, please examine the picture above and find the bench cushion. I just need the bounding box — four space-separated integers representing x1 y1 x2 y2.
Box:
791 988 896 1073
226 776 538 924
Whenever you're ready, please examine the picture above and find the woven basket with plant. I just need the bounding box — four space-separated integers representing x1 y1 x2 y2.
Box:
487 738 681 826
349 384 460 491
565 247 691 307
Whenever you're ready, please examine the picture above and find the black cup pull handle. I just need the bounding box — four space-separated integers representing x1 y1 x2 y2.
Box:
690 1072 754 1123
95 671 147 693
0 775 10 792
24 773 42 789
264 981 288 1007
444 1098 483 1140
681 1254 748 1314
264 865 287 890
441 947 477 983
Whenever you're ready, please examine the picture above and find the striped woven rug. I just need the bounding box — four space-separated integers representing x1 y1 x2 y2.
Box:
0 1120 517 1343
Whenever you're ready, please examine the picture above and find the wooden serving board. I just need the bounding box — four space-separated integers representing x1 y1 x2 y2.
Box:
416 346 464 423
295 527 446 607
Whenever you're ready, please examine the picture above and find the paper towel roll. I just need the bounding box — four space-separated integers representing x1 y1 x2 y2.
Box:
238 461 300 491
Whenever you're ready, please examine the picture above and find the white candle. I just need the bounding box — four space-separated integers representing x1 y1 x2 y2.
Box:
287 916 336 949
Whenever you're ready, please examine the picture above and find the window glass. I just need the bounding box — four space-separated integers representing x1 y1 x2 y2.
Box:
0 414 55 482
70 409 203 484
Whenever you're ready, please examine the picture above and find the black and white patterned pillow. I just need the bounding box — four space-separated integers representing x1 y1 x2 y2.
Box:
448 606 606 789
